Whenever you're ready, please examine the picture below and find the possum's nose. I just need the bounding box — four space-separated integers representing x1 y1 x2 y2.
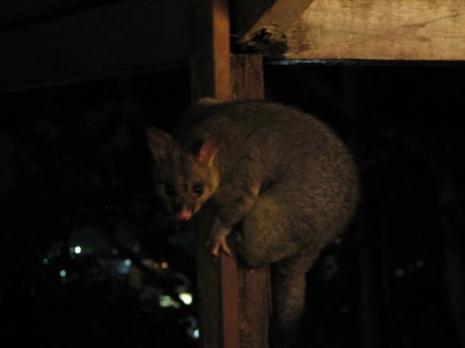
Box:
175 206 192 221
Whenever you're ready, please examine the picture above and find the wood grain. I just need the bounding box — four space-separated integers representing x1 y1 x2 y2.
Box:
191 0 232 101
285 0 465 61
191 1 238 348
232 54 270 348
233 0 313 44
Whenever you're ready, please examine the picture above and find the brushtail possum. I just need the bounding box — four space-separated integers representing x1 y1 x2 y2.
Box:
146 100 359 347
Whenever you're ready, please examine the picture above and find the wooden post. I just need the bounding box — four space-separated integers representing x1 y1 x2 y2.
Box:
191 0 238 346
232 54 270 348
191 1 270 347
191 0 232 101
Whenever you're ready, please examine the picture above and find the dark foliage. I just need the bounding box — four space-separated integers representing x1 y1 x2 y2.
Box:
0 70 197 347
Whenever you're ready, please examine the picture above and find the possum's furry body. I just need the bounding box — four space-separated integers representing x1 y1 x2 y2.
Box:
147 101 359 347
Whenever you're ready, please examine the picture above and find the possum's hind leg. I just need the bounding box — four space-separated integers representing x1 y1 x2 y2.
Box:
237 186 331 347
238 190 320 267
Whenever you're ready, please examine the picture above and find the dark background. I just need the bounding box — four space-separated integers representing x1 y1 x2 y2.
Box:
1 62 465 347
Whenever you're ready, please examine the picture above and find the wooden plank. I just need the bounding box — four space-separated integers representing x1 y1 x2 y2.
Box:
0 0 190 93
191 1 239 347
285 0 465 61
191 0 232 101
195 203 240 348
220 248 241 348
233 0 312 57
194 56 269 348
191 4 270 348
212 0 233 101
233 0 313 47
231 55 265 101
195 204 224 348
231 54 269 348
194 55 269 348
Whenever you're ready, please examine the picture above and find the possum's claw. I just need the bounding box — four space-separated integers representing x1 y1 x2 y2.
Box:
209 235 232 257
206 219 233 257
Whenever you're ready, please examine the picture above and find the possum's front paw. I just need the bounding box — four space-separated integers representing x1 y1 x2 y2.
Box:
207 234 232 257
206 219 232 257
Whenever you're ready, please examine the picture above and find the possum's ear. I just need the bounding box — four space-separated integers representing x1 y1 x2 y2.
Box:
146 127 176 161
196 135 221 165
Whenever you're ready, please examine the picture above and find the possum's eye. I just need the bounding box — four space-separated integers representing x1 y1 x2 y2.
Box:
192 183 204 196
164 184 177 198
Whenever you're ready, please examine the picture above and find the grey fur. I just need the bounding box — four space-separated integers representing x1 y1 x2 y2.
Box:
150 101 359 347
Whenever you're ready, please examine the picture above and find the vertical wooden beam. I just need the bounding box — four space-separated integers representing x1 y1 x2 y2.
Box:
231 55 265 101
194 54 270 347
195 205 240 348
220 247 241 348
191 1 270 347
191 1 238 348
232 54 270 348
191 0 232 101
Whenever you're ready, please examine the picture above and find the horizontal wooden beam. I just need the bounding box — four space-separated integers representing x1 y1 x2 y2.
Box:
0 0 190 93
284 0 465 61
5 0 465 94
233 0 313 49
